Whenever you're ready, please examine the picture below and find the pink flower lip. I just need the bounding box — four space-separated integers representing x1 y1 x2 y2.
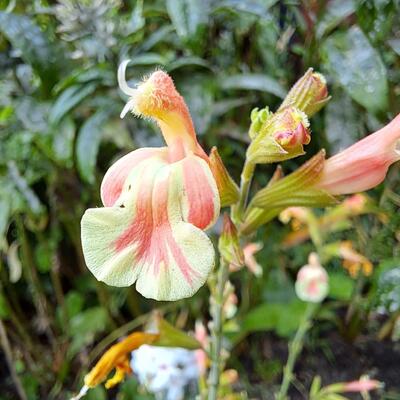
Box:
317 114 400 195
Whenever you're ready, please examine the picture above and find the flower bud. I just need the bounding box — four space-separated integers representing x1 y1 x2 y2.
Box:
219 213 244 267
279 68 330 117
247 107 311 164
295 253 329 303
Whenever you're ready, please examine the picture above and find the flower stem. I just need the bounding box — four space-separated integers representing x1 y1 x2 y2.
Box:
232 160 255 223
277 302 317 400
208 257 229 400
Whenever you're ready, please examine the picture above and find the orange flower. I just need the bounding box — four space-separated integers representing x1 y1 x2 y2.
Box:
71 332 158 400
339 241 373 277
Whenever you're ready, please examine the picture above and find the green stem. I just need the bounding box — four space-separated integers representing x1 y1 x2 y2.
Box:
207 257 229 400
277 302 317 400
0 320 28 400
232 161 255 223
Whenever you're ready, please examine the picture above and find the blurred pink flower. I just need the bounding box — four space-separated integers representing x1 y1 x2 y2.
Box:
317 114 400 195
343 378 381 392
243 242 263 276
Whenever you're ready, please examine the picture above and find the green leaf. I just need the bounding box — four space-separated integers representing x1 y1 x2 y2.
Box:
323 26 388 113
166 0 208 41
52 117 75 168
324 89 362 154
213 0 279 17
0 195 11 240
65 291 84 320
316 0 356 38
76 108 113 184
0 292 10 319
0 12 61 84
220 74 286 98
128 53 167 66
167 56 211 72
328 273 354 301
49 83 97 126
240 300 307 338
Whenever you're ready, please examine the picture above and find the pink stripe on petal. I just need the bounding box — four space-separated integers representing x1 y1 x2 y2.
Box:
114 164 199 287
182 156 219 230
101 148 166 207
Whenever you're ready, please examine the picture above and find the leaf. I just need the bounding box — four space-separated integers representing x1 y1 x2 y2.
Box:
316 0 356 38
0 12 61 83
49 83 97 126
324 89 363 154
328 273 354 301
76 108 113 184
323 26 388 113
240 300 307 338
0 292 10 319
387 38 400 56
220 74 286 98
167 56 211 72
213 0 279 17
0 195 11 240
129 53 167 66
166 0 209 41
69 307 109 354
138 25 175 52
52 117 75 168
7 161 45 216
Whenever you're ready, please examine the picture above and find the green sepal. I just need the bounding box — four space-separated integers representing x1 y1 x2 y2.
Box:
218 213 244 267
249 151 337 210
209 147 240 207
152 315 201 350
246 135 305 164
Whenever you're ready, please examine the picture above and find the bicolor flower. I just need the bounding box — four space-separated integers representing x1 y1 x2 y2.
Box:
81 62 220 301
317 114 400 195
295 253 329 303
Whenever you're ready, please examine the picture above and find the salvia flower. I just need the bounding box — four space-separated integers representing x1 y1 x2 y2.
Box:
317 114 400 195
81 62 220 301
295 253 329 303
279 68 330 117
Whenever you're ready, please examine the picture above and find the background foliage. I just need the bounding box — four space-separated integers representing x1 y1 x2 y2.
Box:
0 0 399 399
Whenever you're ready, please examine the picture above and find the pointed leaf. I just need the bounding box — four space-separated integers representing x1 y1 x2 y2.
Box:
323 26 388 113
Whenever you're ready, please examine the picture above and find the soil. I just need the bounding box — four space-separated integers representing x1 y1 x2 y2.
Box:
235 332 400 399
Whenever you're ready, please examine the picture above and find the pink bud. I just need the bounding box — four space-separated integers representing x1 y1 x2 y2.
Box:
317 114 400 195
343 379 381 392
295 253 329 303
